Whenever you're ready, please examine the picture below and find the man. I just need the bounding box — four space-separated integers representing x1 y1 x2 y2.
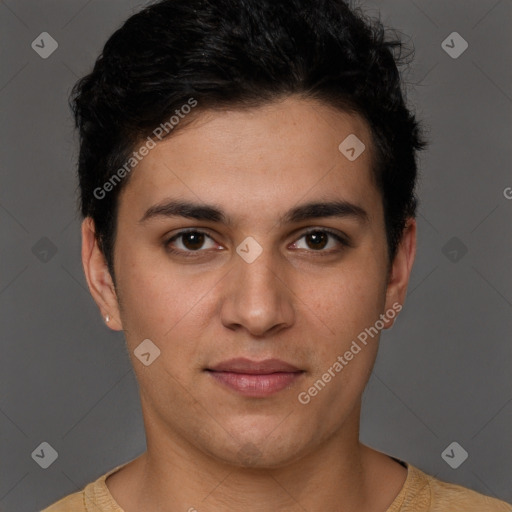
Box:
43 0 511 510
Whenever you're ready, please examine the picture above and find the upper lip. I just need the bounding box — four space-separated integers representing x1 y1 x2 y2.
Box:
207 358 302 374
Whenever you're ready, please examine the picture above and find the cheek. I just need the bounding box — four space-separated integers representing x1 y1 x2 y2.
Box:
115 252 219 356
313 258 387 340
115 268 214 403
298 250 386 399
300 272 384 420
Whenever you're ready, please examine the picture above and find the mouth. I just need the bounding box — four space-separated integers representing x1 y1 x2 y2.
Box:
205 358 305 397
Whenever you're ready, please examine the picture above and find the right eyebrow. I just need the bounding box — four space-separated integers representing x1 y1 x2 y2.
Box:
139 199 228 224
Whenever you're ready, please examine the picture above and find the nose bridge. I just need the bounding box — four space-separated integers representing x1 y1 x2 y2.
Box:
238 243 279 291
220 238 294 335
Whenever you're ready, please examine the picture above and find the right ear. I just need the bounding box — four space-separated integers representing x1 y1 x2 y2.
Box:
81 217 123 331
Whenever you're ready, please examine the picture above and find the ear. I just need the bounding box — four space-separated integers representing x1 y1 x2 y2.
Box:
382 217 416 329
81 217 123 331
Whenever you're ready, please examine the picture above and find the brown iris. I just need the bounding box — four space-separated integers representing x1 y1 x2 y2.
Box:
181 232 206 250
305 231 328 250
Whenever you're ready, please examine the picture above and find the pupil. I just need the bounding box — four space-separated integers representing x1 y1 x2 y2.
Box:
307 232 327 250
184 232 204 250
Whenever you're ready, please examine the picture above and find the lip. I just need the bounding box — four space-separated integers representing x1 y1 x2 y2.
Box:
206 358 304 397
208 357 302 374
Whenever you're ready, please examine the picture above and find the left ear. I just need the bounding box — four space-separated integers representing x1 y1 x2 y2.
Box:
383 217 417 328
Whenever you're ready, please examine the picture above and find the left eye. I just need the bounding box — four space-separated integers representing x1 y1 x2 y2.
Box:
291 229 348 252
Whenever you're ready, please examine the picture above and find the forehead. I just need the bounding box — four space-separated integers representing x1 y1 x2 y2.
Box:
117 97 380 224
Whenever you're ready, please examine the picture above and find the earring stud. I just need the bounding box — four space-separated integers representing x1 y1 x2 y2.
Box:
105 314 111 323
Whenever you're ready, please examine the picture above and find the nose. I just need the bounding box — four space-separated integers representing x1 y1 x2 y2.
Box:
220 243 295 337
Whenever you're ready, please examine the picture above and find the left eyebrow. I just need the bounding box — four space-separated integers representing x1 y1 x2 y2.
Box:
139 198 369 226
282 200 369 226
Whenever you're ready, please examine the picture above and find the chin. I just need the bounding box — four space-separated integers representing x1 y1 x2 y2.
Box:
205 432 309 470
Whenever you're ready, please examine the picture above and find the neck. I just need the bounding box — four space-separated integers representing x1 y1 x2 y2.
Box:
120 404 386 512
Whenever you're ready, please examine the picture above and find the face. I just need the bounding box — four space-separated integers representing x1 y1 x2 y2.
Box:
83 96 415 468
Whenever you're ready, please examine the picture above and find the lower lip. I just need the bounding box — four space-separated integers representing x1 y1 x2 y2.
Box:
207 371 304 397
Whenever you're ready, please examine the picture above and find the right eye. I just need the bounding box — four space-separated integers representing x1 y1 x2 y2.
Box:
164 229 220 257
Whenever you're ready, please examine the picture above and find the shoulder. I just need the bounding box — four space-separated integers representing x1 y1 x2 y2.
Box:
40 490 86 512
40 460 130 512
403 464 512 512
427 472 512 512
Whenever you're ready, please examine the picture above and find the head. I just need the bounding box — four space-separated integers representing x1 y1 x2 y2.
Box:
75 0 426 468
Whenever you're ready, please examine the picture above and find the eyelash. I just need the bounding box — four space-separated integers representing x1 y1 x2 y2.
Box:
164 228 351 258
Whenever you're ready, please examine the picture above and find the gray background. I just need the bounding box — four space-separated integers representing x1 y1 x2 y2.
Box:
1 0 511 510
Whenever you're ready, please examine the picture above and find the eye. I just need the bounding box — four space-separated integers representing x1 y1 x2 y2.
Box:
290 229 350 254
164 228 350 258
165 229 218 256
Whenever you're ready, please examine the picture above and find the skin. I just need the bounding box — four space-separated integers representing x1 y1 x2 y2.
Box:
82 96 416 511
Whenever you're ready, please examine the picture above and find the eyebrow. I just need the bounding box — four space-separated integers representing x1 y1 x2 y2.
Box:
139 198 369 226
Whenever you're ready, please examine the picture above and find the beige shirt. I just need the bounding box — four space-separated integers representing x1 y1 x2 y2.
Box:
42 459 511 512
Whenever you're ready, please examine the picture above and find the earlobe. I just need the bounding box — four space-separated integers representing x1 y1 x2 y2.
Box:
383 218 417 329
81 217 123 331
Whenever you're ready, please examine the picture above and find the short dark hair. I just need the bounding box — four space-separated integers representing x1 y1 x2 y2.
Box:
71 0 427 281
